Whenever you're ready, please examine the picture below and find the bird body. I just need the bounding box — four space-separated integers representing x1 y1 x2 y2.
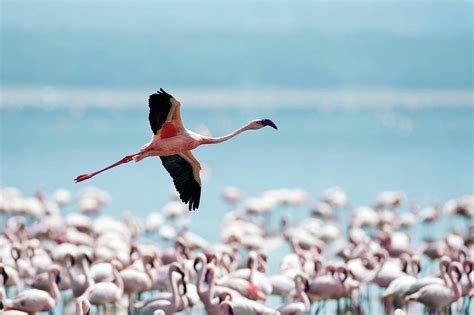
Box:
74 89 277 210
135 263 187 315
405 262 462 311
219 296 279 315
308 274 346 301
406 283 457 309
1 266 60 314
82 262 123 307
84 281 122 305
1 289 56 313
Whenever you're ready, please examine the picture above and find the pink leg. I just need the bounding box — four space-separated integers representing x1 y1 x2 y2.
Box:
74 154 137 183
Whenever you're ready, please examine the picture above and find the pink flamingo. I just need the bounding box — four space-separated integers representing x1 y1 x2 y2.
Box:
65 254 93 298
135 263 188 315
74 88 277 210
307 265 348 302
194 256 242 315
0 265 61 314
120 248 154 313
75 297 91 315
217 292 278 315
81 261 124 312
277 274 311 315
405 261 463 313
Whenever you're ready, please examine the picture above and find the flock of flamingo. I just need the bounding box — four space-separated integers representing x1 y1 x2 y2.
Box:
0 184 473 315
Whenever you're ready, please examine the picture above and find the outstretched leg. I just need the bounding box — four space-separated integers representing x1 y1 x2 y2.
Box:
74 153 138 183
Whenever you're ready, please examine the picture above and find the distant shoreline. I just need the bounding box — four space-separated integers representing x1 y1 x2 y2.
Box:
1 86 473 109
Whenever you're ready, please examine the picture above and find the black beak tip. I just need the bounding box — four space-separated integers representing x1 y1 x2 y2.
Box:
261 119 278 129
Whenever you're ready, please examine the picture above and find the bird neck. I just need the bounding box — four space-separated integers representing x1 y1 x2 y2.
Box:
75 299 83 315
112 264 124 294
81 258 93 287
48 272 60 304
195 263 206 300
169 267 181 310
296 282 310 310
447 268 462 300
201 122 253 144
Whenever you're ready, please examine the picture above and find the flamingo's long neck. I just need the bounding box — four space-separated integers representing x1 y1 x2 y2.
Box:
448 268 461 301
441 263 451 286
295 278 310 310
201 123 253 144
75 299 83 315
81 258 93 287
169 267 181 310
65 259 74 284
112 264 124 294
195 261 206 303
207 269 216 305
48 271 60 304
370 257 386 282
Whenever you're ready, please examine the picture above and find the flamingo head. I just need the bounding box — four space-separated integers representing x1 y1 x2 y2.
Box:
205 252 218 265
193 255 205 272
326 264 336 275
373 250 387 263
249 119 278 130
449 262 463 281
65 254 75 267
313 257 323 274
49 265 62 284
337 266 349 282
440 256 452 272
0 263 8 284
295 274 310 292
82 253 92 265
205 264 216 283
412 255 421 274
463 260 473 275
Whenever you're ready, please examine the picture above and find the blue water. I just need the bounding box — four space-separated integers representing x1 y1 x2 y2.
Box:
1 106 473 242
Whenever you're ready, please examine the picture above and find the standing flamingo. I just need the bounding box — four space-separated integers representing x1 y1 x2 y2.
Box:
81 261 123 312
74 88 277 210
0 265 61 314
277 274 310 315
135 263 188 315
405 261 463 313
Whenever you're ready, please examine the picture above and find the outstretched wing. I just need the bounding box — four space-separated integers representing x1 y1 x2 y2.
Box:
160 151 202 211
148 88 185 137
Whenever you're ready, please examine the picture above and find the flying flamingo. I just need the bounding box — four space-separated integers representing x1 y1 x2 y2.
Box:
74 89 277 210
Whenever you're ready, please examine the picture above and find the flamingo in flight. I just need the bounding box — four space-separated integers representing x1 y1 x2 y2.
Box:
74 89 277 210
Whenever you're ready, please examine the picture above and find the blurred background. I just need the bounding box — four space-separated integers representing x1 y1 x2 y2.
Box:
1 0 473 256
1 1 473 313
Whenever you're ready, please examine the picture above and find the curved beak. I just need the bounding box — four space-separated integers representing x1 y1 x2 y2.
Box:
261 119 278 129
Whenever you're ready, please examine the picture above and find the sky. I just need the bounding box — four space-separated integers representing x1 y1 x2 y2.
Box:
1 1 473 90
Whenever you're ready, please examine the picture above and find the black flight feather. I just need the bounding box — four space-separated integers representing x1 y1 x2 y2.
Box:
160 154 201 211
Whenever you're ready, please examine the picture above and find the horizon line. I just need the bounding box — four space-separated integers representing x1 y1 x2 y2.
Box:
1 86 473 109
